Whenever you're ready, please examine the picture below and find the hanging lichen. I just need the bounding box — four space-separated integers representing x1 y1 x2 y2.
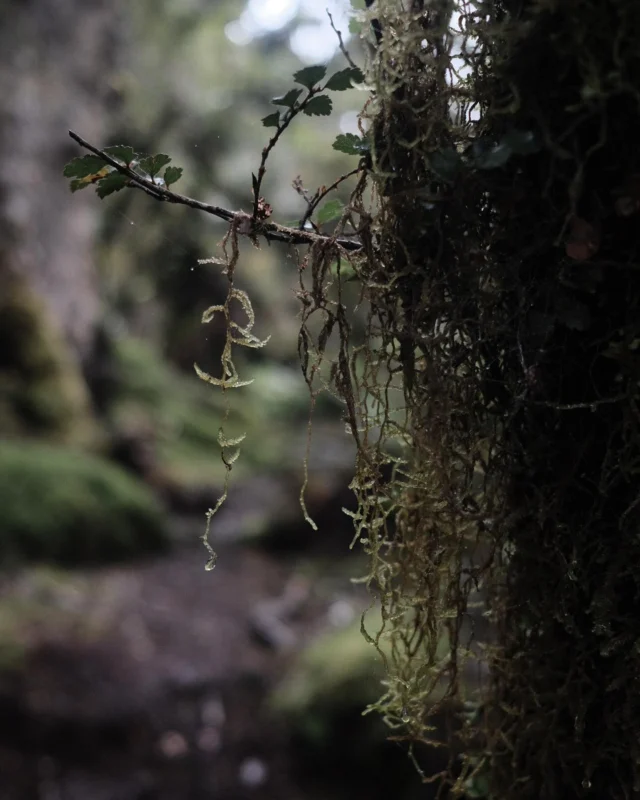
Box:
64 2 640 794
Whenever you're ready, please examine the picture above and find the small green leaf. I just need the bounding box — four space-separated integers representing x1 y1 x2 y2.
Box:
137 157 154 175
317 199 344 225
70 178 91 192
95 171 128 198
261 111 280 128
325 67 364 91
63 155 107 179
272 89 302 108
303 95 333 117
429 148 461 183
293 65 327 89
163 166 183 187
103 145 137 165
139 153 172 176
348 16 363 35
332 133 369 155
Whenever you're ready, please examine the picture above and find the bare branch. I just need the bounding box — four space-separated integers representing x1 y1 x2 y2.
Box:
68 130 363 252
327 11 359 70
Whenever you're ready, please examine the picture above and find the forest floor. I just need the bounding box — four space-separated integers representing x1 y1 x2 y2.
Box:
0 507 416 800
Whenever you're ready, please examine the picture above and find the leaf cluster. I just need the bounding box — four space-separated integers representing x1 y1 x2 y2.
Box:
63 146 183 198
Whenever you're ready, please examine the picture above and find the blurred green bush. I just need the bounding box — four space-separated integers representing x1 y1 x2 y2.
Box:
0 441 168 564
271 611 389 744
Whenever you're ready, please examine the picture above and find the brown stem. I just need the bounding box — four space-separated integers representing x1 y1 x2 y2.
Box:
68 130 363 252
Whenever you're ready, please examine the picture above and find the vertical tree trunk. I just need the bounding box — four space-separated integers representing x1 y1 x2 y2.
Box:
0 0 124 439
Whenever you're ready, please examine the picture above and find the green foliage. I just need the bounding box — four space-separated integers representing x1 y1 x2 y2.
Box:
325 67 364 91
163 165 183 186
63 154 106 179
302 95 333 116
271 612 388 737
272 88 303 107
293 65 327 89
0 275 96 445
317 199 344 225
64 147 184 198
332 133 369 155
261 112 280 127
96 171 129 198
103 144 137 164
0 441 168 563
139 153 171 176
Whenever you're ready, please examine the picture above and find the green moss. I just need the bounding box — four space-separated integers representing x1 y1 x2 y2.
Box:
271 610 389 744
0 275 97 445
0 441 168 563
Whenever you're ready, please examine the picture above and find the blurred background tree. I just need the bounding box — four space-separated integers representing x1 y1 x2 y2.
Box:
0 2 439 799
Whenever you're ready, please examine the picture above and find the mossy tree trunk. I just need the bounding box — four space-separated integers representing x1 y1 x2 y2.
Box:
364 1 640 797
482 2 640 797
0 0 124 440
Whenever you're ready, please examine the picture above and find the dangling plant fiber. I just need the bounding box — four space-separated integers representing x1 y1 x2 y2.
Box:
294 1 640 798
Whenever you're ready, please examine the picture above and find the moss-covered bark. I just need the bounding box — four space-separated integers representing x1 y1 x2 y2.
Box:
347 1 640 797
0 267 97 445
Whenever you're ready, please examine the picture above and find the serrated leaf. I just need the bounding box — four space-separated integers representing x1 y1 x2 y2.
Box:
317 199 344 225
303 95 332 117
95 171 128 198
163 166 183 187
70 178 91 193
103 145 137 165
63 155 107 179
272 88 302 108
69 165 112 192
293 65 327 89
332 133 369 155
325 67 364 91
261 111 280 128
139 153 172 176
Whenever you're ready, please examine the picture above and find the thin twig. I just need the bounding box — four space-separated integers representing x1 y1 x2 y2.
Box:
292 175 320 233
328 10 358 70
251 86 321 220
298 165 361 230
68 130 363 252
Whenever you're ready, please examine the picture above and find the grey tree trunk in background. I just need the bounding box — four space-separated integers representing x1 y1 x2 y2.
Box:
0 0 123 361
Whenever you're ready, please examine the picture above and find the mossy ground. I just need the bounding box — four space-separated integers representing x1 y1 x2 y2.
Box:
0 440 168 564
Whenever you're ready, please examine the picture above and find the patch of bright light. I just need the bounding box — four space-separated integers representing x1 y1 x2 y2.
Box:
290 0 352 64
290 24 340 64
339 110 360 134
247 0 298 32
224 20 253 46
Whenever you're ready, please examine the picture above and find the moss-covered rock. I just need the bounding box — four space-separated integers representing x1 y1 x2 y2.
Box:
0 272 97 446
0 441 168 564
271 610 389 745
